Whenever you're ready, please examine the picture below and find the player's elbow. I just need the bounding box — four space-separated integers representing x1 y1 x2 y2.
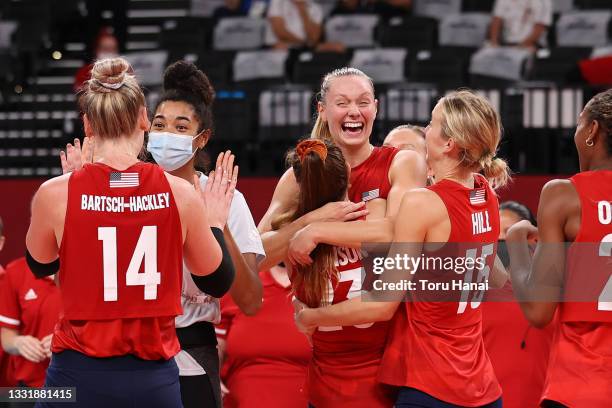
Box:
234 274 263 316
369 301 397 322
238 296 263 316
522 302 554 328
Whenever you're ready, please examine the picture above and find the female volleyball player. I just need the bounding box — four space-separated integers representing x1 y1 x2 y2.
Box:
26 57 234 407
506 88 612 407
275 139 393 407
296 90 510 407
258 67 428 271
148 60 264 408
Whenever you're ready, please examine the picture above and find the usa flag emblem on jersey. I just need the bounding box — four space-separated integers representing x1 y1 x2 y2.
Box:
469 188 486 205
362 188 380 202
109 172 139 188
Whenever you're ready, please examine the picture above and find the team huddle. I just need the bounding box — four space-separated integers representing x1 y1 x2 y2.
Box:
21 57 612 407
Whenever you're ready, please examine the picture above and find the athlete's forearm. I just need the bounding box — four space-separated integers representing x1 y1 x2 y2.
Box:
309 218 393 248
191 228 235 297
0 327 19 355
225 229 262 316
302 295 398 327
259 214 311 271
507 238 532 299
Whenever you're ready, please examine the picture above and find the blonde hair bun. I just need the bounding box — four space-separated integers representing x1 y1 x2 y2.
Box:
89 58 131 93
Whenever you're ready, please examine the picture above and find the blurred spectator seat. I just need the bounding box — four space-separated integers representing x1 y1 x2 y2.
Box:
439 13 491 48
574 0 612 9
530 47 592 84
213 17 266 50
196 50 236 87
160 17 212 60
350 48 407 83
556 10 611 47
0 22 17 50
258 84 313 141
291 51 351 86
579 46 612 85
552 0 574 13
518 85 583 129
469 46 532 82
410 48 472 88
213 90 252 142
378 16 438 51
124 51 169 86
413 0 461 19
462 0 495 12
191 0 225 16
377 83 438 133
233 49 289 83
324 14 379 48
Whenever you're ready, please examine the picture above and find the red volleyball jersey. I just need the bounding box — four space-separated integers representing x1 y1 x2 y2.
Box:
482 282 554 408
0 258 62 386
541 170 612 407
349 146 398 204
52 162 183 360
0 264 16 387
294 148 398 407
379 174 502 407
293 246 392 408
218 271 311 408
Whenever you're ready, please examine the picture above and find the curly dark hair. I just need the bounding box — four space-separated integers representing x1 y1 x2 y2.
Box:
584 88 612 155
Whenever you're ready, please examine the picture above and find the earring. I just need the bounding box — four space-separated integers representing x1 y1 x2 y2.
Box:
586 139 594 147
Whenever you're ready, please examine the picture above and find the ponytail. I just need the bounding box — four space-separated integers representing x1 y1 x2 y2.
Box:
480 156 511 189
310 113 333 142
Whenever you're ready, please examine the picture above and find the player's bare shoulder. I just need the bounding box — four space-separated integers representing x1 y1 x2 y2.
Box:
163 172 199 211
34 173 71 209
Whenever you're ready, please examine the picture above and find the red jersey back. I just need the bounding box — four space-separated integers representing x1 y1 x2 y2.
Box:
298 148 398 407
542 170 612 407
349 146 398 203
53 162 183 360
294 246 392 408
380 174 502 406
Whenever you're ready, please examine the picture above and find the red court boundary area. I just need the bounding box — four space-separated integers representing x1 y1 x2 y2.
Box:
0 175 563 265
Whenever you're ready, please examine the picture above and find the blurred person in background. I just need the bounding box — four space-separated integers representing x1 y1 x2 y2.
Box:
383 124 434 185
329 0 372 15
216 263 311 408
0 215 13 390
370 0 411 19
482 200 554 408
331 0 411 18
266 0 345 51
85 0 126 58
73 28 119 92
488 0 552 50
0 256 62 407
383 124 426 157
214 0 249 19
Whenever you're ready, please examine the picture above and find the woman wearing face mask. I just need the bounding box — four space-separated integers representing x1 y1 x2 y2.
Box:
147 60 265 408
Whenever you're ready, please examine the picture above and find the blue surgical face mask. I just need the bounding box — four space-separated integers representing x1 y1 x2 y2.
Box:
147 131 201 171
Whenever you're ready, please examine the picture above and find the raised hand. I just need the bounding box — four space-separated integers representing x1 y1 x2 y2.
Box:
287 225 317 266
293 298 314 345
193 150 238 229
308 201 368 223
60 137 94 174
14 335 46 363
41 333 53 359
506 220 539 243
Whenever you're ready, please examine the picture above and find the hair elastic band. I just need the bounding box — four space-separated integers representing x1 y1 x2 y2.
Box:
296 139 328 162
96 79 124 90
